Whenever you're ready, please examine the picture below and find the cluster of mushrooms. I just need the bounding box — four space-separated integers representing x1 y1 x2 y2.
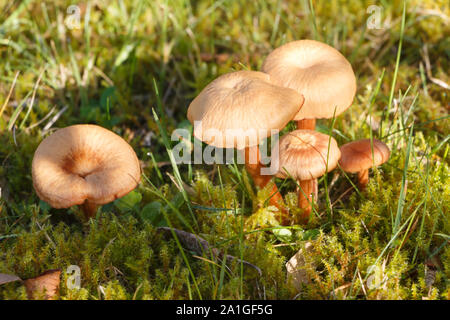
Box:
187 40 390 223
31 40 390 225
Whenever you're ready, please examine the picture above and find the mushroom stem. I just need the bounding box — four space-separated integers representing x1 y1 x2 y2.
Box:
296 119 316 130
243 145 272 188
243 146 287 218
298 179 317 222
357 169 369 189
81 201 98 220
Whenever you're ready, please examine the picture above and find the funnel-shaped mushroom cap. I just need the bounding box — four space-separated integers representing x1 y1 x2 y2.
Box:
338 139 390 173
274 130 341 180
187 70 304 149
32 125 141 208
262 40 356 120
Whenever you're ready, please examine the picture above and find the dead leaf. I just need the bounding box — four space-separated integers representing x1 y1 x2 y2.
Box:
215 53 230 64
157 227 262 276
425 258 439 289
286 241 314 292
329 283 352 299
158 227 217 256
166 172 196 197
0 177 13 204
425 265 436 290
422 44 450 90
23 269 61 300
200 53 231 64
0 273 22 285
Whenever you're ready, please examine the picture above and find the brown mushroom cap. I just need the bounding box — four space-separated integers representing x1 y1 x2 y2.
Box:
187 70 304 149
338 138 390 173
262 40 356 120
32 124 141 209
274 129 341 180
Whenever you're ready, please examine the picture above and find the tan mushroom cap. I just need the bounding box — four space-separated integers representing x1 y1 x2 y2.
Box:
274 129 341 180
187 70 304 149
338 139 390 173
32 124 141 209
262 40 356 120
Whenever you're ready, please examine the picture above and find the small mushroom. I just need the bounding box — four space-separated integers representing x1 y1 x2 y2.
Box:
338 138 390 189
32 124 141 219
187 71 304 215
273 130 341 222
262 40 356 130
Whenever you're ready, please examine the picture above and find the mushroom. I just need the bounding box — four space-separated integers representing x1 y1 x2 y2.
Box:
273 130 341 222
32 124 141 219
338 138 390 189
261 40 356 130
187 70 304 214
